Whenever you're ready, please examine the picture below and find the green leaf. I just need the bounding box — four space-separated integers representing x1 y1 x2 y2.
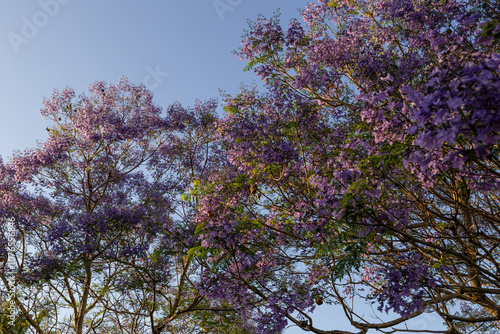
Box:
328 1 340 8
194 223 205 236
187 246 208 260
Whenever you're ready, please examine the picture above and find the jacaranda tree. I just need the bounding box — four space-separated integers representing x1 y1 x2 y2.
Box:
187 0 500 333
0 78 256 334
2 0 500 333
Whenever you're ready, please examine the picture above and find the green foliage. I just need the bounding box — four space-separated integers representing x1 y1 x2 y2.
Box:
0 301 40 334
328 1 340 8
479 19 500 39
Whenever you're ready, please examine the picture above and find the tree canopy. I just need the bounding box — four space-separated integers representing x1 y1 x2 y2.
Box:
1 0 500 333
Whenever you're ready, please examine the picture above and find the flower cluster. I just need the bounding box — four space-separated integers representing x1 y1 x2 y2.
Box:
376 254 439 318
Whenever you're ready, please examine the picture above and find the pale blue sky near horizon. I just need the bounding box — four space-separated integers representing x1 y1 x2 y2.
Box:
0 1 446 333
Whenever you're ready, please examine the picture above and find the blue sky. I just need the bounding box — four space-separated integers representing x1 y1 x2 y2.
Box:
0 1 446 333
0 0 306 160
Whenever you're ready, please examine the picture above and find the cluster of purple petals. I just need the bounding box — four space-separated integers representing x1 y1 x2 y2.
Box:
376 253 439 318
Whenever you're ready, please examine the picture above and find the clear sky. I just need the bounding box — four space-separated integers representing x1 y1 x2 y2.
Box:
0 1 446 333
